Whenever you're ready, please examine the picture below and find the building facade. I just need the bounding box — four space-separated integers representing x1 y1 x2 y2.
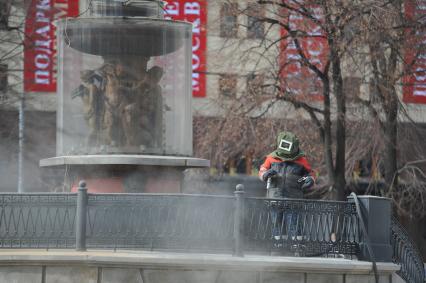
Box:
0 0 426 191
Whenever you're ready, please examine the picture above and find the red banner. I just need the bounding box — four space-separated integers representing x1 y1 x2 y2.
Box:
279 2 327 100
403 0 426 104
24 0 79 92
164 0 207 98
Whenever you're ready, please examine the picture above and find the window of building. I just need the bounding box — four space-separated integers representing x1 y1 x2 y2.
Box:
219 74 237 97
353 155 380 180
220 2 238 38
224 152 255 176
246 4 264 39
0 64 7 94
0 1 10 29
246 73 264 95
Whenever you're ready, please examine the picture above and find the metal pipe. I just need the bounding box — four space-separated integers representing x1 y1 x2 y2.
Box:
17 92 25 193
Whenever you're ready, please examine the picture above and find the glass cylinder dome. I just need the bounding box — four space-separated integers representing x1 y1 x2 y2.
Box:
56 17 193 156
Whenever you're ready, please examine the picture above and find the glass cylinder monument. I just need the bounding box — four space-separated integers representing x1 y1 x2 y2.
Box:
40 0 209 193
57 1 192 156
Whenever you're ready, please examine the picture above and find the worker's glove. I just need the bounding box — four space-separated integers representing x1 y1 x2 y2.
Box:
299 176 314 189
262 169 277 182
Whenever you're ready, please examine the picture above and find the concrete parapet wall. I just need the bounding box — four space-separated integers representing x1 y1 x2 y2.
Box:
0 250 400 283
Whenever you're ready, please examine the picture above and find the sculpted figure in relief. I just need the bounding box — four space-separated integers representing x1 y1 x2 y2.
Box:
72 55 164 151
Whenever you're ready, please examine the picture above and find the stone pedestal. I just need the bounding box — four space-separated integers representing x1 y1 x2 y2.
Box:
40 155 209 193
0 250 401 283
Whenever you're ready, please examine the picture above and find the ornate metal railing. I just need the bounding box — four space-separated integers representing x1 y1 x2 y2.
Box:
244 198 360 257
391 218 426 283
0 185 424 283
0 189 360 257
0 193 76 248
85 193 235 251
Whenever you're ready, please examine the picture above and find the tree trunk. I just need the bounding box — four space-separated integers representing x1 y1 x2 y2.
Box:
322 79 336 189
378 45 399 193
369 42 399 194
383 91 398 191
382 43 400 192
332 54 346 201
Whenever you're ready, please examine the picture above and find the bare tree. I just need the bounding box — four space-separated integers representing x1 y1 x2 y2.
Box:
201 0 386 200
0 0 26 105
0 0 27 192
0 0 73 192
344 0 426 231
200 0 426 203
352 0 425 189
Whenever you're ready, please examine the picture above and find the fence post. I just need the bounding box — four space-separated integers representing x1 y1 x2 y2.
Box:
348 195 392 262
233 184 245 257
76 180 88 251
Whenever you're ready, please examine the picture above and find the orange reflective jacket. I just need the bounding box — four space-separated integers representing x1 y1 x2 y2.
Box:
258 155 313 181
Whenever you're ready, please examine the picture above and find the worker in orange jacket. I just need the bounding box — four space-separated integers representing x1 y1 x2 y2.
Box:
259 131 314 199
259 131 315 241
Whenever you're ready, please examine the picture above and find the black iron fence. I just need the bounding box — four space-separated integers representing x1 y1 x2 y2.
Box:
84 193 235 251
392 218 426 283
244 197 360 257
0 194 76 248
0 183 424 283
